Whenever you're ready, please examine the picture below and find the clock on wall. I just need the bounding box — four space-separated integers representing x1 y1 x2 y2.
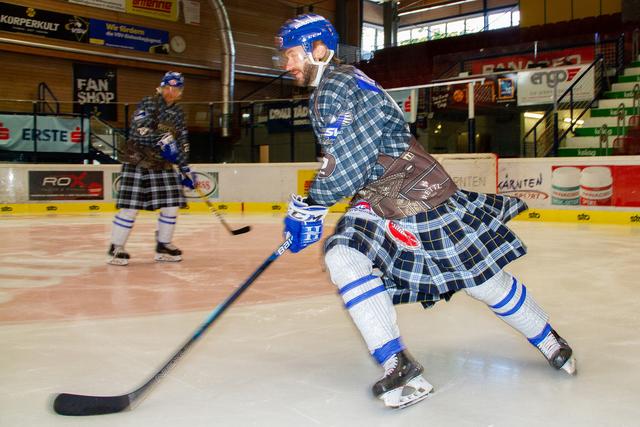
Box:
170 35 186 53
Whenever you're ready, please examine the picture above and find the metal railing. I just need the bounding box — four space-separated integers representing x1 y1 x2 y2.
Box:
36 82 60 115
522 57 606 157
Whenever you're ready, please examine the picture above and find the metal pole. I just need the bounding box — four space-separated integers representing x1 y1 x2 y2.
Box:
124 103 130 140
250 102 256 163
209 102 215 162
467 82 475 152
32 101 38 162
290 100 295 162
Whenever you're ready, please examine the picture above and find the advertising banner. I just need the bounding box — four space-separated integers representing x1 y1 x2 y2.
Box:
499 159 640 209
266 101 311 133
113 170 219 200
0 2 89 43
388 89 417 123
517 64 594 106
68 0 126 12
430 73 517 110
89 19 169 54
470 46 595 74
126 0 178 21
0 115 89 153
29 171 104 200
73 64 117 121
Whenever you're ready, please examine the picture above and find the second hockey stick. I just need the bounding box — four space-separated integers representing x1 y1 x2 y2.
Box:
193 186 251 235
53 235 292 416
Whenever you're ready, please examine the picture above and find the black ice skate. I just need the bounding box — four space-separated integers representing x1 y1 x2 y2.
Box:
155 242 182 262
538 329 577 375
372 350 434 409
107 244 130 266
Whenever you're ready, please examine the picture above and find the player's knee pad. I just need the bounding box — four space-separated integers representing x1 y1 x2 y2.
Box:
465 270 549 340
325 246 401 358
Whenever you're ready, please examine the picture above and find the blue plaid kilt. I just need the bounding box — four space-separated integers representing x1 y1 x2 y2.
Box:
116 164 186 211
324 190 528 308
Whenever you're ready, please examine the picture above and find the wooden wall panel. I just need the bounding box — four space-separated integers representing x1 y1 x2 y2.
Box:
601 0 622 14
573 0 600 19
520 0 546 26
546 0 572 23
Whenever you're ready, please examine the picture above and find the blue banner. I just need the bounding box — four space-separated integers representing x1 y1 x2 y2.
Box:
89 19 169 54
0 114 90 153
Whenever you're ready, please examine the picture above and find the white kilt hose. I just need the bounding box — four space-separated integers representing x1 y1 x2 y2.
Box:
116 164 186 211
324 190 528 307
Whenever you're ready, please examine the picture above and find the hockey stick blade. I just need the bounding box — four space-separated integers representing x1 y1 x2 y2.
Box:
53 393 130 416
195 187 251 236
53 236 292 416
231 225 251 235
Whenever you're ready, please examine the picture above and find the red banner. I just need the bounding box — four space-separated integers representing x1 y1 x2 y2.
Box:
470 46 595 75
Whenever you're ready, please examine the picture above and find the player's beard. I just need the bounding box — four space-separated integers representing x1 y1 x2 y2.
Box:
298 62 319 87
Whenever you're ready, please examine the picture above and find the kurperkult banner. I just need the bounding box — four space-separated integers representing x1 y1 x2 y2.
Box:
73 64 118 121
0 2 89 43
0 114 90 153
126 0 179 21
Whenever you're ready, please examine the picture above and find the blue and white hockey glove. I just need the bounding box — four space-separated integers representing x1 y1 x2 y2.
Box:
179 166 197 190
157 132 180 164
284 194 328 253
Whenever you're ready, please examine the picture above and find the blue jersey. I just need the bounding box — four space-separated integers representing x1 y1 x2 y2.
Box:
308 64 411 207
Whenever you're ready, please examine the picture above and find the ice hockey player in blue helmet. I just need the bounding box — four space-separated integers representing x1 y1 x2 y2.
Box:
107 71 196 266
276 14 576 409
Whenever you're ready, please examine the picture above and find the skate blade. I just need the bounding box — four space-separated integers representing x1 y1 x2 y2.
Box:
381 375 434 409
107 257 128 266
154 254 182 262
560 355 577 376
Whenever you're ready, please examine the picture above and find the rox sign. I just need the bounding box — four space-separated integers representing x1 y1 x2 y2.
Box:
529 67 581 88
28 170 104 200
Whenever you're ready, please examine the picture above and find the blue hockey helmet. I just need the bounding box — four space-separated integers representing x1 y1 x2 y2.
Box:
276 14 338 54
160 71 184 88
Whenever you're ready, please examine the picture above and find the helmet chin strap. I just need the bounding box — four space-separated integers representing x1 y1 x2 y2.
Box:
305 50 334 87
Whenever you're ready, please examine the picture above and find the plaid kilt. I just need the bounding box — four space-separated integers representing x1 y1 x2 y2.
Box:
116 164 186 211
324 190 528 307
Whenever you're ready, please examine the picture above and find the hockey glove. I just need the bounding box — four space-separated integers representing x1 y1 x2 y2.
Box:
179 166 197 190
157 132 180 164
284 194 328 253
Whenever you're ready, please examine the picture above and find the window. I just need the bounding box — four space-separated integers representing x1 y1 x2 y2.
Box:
376 6 518 49
361 23 384 59
488 10 512 30
465 16 484 34
446 19 465 37
511 10 520 26
430 23 446 40
398 28 412 45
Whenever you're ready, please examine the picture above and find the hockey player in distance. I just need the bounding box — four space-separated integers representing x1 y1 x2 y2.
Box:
277 14 576 409
108 71 196 266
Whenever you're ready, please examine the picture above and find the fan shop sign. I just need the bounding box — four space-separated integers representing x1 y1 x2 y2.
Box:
517 64 594 106
0 2 89 43
0 114 90 153
73 64 118 121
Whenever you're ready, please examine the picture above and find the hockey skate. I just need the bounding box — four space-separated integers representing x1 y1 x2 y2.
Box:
538 329 577 375
372 350 434 409
107 244 130 266
155 242 182 262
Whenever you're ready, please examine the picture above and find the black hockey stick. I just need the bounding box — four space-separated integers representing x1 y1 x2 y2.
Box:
53 235 293 416
194 186 251 235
